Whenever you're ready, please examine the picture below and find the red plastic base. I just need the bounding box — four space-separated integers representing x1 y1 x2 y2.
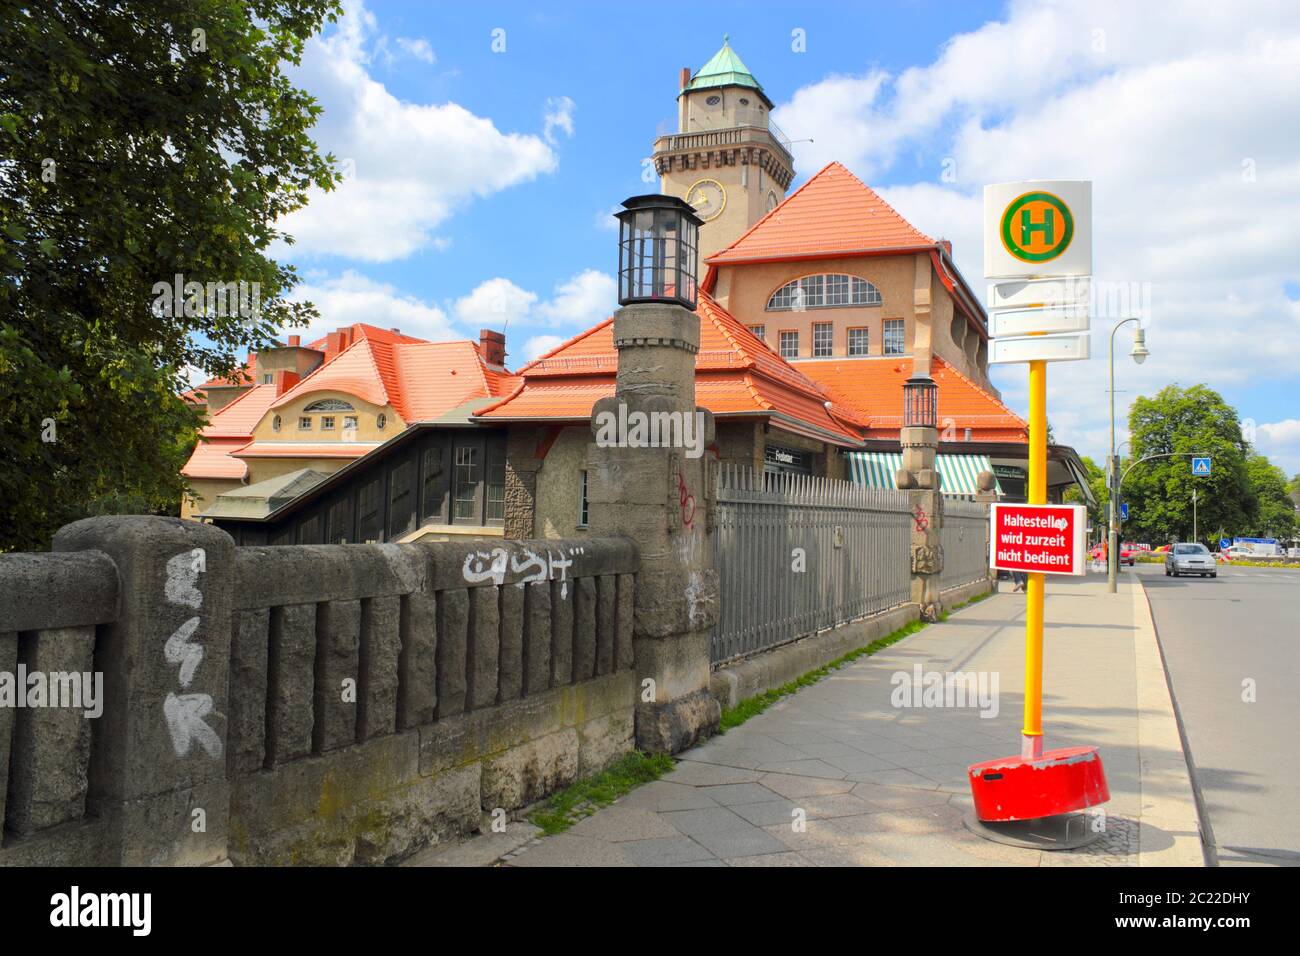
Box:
967 745 1109 822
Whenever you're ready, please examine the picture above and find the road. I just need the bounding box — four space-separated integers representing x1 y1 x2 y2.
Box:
1135 561 1300 866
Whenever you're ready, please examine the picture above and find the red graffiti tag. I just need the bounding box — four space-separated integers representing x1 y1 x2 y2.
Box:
913 504 929 533
676 471 696 530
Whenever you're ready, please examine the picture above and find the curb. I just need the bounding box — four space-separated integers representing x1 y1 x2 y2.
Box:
1130 574 1208 866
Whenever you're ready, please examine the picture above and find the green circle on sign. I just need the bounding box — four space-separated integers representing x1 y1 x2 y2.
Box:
1000 191 1074 263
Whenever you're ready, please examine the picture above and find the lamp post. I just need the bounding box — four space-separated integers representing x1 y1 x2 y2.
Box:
1107 318 1149 593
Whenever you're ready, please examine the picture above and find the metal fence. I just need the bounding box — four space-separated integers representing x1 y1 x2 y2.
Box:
710 466 912 665
940 498 990 591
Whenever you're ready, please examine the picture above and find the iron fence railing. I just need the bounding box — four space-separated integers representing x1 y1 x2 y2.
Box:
710 466 912 665
940 498 990 591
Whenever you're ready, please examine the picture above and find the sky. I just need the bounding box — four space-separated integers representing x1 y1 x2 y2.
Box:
269 0 1300 475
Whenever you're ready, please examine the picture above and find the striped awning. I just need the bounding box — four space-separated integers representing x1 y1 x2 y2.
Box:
848 452 1002 497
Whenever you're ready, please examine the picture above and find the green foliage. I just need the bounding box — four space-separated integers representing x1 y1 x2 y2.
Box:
528 752 676 835
1243 454 1296 539
1064 455 1108 529
0 0 342 550
1125 385 1252 545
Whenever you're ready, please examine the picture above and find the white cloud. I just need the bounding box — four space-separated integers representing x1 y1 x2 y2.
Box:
276 0 557 261
535 270 617 328
594 205 620 231
775 0 1300 466
288 270 457 342
453 278 537 330
395 37 435 64
1256 420 1300 476
522 334 566 363
543 96 576 144
453 270 616 337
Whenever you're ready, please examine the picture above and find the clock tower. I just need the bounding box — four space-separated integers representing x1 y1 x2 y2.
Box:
653 38 796 263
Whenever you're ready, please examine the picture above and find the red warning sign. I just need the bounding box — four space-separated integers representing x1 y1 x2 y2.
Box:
989 503 1087 576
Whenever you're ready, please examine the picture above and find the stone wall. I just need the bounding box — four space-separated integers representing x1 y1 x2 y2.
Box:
0 516 637 867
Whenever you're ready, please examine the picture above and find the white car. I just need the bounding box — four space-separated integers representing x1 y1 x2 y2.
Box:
1166 543 1217 577
1224 545 1257 561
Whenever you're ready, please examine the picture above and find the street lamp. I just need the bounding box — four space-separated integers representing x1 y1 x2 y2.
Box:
615 194 702 310
1108 317 1149 593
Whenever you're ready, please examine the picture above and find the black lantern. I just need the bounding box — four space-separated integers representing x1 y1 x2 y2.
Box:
616 195 702 310
903 375 938 428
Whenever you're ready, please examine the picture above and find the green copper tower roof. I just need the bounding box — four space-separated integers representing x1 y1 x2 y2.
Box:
683 37 772 106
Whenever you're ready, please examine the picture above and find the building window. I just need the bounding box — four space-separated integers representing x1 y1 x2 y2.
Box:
272 415 282 432
326 497 352 544
485 441 506 525
812 323 833 357
262 373 273 384
343 415 358 430
579 471 589 528
884 319 906 355
848 328 870 356
303 399 355 412
320 416 335 430
453 446 479 521
779 331 799 359
358 478 382 543
377 413 387 430
388 459 415 539
748 324 766 341
422 443 446 523
766 274 881 311
298 416 312 430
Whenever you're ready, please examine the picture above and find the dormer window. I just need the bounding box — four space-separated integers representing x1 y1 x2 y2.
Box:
303 399 355 412
766 274 882 311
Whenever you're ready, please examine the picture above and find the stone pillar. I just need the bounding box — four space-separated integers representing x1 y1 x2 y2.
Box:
896 424 944 622
586 302 721 753
52 515 234 865
975 470 1000 591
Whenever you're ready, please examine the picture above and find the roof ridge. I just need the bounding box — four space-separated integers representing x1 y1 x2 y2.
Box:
709 162 841 262
516 317 616 374
932 356 1026 427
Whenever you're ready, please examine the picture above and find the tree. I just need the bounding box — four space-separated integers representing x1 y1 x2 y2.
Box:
1063 455 1107 533
1244 455 1295 540
1124 384 1252 545
1 0 342 551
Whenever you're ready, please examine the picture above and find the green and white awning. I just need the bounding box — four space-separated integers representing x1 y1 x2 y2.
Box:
848 452 1001 497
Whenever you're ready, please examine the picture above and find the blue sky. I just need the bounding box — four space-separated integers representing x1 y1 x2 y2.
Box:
272 0 1300 475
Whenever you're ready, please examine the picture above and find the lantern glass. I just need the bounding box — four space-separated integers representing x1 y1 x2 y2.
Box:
616 195 701 310
904 376 938 428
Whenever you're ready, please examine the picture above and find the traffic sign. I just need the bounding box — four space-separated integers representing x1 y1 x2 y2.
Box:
1192 457 1212 476
984 181 1092 279
990 306 1090 338
1220 537 1232 551
989 332 1091 364
988 277 1092 312
989 503 1088 576
1120 502 1129 521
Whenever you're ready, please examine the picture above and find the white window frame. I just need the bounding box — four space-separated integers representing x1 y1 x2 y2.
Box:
779 330 799 359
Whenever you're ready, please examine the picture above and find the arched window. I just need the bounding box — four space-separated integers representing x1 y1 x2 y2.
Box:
303 399 355 412
766 274 881 311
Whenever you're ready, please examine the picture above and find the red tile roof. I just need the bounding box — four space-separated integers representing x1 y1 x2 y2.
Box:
230 442 381 460
476 293 866 445
181 324 516 481
798 355 1028 443
707 161 935 265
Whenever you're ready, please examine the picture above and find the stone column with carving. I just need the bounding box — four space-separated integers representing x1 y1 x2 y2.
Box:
896 423 945 622
585 303 721 753
975 469 1000 591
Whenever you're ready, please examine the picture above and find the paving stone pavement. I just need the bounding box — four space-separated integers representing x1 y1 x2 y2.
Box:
505 573 1184 867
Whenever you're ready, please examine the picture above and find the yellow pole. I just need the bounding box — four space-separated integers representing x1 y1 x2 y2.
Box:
1023 359 1047 757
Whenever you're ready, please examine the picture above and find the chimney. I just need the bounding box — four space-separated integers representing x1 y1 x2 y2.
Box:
288 334 300 347
273 369 300 397
479 329 507 367
326 331 341 356
679 67 690 91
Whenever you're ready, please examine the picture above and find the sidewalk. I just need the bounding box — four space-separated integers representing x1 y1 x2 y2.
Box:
467 572 1203 866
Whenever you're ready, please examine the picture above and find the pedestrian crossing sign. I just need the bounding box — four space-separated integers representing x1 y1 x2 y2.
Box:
1192 457 1211 476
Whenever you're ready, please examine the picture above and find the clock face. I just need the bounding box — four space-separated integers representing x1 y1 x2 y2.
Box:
687 178 726 222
